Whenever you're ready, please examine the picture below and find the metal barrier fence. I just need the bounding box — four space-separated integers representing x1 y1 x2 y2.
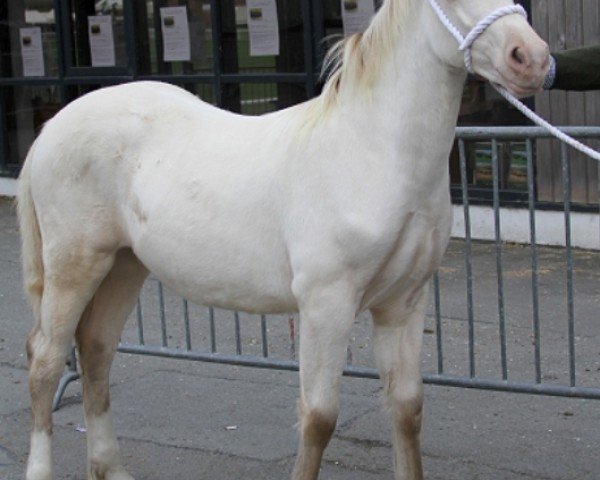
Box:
53 126 600 410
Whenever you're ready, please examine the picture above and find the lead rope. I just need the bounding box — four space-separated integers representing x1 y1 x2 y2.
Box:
426 0 600 162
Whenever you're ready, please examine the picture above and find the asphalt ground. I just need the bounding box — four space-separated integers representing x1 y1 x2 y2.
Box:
1 196 599 479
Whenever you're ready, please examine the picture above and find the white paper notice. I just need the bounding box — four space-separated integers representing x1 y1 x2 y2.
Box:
160 6 191 62
88 15 116 66
341 0 375 36
246 0 280 57
20 27 45 77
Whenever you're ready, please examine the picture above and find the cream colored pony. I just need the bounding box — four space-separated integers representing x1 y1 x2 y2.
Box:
18 1 549 479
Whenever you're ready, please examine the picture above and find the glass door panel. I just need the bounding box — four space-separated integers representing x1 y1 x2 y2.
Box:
0 0 59 77
137 0 214 76
1 85 61 175
65 0 130 71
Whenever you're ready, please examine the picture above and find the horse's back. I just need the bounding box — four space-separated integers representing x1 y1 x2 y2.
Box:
27 80 258 228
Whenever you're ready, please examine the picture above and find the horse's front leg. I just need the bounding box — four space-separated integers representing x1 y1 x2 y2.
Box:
370 286 429 480
291 281 356 480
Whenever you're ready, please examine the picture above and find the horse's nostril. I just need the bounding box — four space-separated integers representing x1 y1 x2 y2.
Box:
506 44 532 75
511 46 526 65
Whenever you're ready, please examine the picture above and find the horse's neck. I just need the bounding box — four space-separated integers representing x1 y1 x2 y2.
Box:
337 12 466 182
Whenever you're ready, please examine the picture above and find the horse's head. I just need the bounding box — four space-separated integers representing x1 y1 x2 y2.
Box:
426 0 550 98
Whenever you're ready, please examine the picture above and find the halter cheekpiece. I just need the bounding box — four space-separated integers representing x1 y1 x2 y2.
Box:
426 0 528 73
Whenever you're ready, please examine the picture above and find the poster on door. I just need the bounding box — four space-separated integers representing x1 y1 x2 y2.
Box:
341 0 375 36
19 27 45 76
88 15 116 66
246 0 280 57
160 6 191 62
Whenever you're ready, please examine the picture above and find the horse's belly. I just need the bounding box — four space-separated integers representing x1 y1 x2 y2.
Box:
129 216 296 314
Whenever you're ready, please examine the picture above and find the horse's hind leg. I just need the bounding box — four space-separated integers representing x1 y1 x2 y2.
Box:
26 250 116 480
370 288 428 480
75 249 148 480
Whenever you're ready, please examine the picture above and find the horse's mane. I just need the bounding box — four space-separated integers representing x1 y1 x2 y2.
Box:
318 0 414 110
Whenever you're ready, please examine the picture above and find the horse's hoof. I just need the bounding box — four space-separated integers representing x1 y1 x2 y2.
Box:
105 474 134 480
88 466 135 480
108 471 135 480
25 465 54 480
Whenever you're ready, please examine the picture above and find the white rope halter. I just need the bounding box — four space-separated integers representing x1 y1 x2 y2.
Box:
427 0 527 73
426 0 600 162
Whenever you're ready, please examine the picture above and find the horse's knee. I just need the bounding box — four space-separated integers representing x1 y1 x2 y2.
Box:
297 400 337 448
29 341 65 388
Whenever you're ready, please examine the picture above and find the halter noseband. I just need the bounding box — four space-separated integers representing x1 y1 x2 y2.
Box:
426 0 528 73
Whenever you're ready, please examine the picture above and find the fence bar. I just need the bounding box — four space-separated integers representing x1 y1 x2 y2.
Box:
136 298 145 346
561 144 576 387
209 0 222 107
300 0 316 97
260 314 269 358
116 344 600 400
289 316 297 360
455 126 600 139
491 139 508 380
158 281 167 347
526 139 542 384
183 300 191 351
458 139 476 377
234 311 242 355
209 307 216 353
433 272 444 374
421 373 600 400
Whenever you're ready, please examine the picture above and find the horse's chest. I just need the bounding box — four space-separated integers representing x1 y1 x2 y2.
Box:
361 208 452 309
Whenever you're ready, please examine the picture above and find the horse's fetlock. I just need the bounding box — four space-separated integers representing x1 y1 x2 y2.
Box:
298 400 337 448
26 430 54 480
89 462 107 480
393 395 423 437
89 460 118 480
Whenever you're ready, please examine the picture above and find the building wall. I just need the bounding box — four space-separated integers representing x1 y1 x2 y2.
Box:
533 0 600 204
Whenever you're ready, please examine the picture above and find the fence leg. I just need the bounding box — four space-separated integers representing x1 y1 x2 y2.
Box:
52 346 80 412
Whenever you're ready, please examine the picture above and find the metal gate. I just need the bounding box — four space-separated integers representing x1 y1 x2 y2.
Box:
54 126 600 410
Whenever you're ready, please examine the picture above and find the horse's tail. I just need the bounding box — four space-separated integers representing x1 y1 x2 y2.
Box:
17 143 44 324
